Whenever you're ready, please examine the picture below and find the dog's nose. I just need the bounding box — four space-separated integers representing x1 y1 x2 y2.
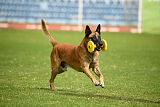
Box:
99 42 103 47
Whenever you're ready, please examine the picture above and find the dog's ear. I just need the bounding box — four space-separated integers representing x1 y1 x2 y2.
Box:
85 25 92 38
96 24 101 34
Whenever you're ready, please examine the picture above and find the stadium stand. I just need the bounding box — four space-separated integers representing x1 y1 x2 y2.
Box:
0 0 141 32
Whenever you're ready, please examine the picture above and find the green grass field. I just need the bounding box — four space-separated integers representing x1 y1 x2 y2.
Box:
1 0 160 106
0 29 160 106
143 0 160 34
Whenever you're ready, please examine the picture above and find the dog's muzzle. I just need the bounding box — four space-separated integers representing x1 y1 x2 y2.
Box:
95 42 103 51
87 39 107 53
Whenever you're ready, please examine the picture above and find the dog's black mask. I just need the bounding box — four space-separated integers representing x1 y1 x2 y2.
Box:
85 24 103 51
91 35 103 51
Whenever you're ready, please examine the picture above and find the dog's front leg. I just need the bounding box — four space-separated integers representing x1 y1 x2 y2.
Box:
92 66 104 88
83 65 99 86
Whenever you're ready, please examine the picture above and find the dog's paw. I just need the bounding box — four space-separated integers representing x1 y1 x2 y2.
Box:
50 84 56 91
50 86 56 91
94 82 100 86
100 83 104 88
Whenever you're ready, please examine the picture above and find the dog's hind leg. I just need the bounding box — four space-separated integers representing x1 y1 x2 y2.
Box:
49 51 60 91
50 70 57 91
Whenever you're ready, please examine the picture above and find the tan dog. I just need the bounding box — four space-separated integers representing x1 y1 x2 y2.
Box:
41 19 104 90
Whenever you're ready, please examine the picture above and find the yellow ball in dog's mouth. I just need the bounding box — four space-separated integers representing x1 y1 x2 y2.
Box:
101 39 107 51
87 41 95 53
87 39 107 53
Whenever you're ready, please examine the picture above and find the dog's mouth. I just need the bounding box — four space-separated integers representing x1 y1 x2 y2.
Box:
95 47 101 51
95 42 103 51
94 44 103 51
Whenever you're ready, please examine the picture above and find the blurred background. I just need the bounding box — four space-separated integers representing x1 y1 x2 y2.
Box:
0 0 140 25
0 0 143 33
0 0 159 34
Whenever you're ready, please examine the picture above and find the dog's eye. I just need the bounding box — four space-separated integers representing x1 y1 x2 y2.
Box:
91 37 96 42
92 36 96 40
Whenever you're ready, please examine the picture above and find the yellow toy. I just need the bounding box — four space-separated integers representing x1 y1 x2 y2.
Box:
87 41 95 53
101 39 107 51
87 39 107 53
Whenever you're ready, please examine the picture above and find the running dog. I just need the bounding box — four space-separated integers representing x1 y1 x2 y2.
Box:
41 19 104 90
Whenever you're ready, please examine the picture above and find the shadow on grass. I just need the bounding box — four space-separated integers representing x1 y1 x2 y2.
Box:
34 87 160 104
56 89 159 104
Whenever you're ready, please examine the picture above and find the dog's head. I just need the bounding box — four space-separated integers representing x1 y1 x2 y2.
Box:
85 24 103 52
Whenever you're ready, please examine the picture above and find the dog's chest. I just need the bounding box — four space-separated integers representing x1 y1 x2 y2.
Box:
86 52 99 63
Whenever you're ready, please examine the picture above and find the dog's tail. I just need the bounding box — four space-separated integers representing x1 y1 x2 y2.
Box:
41 19 58 46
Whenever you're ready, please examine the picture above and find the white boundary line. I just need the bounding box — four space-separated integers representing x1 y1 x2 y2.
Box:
138 0 142 33
78 0 83 31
